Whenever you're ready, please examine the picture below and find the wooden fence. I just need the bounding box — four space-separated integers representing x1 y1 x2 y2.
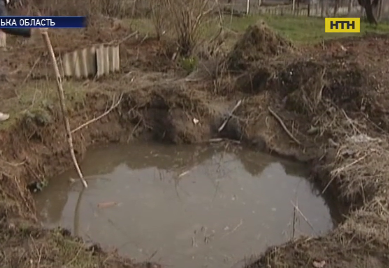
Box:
254 4 362 17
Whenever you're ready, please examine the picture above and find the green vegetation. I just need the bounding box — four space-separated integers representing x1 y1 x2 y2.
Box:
180 56 198 74
225 15 389 43
130 15 389 44
0 80 87 130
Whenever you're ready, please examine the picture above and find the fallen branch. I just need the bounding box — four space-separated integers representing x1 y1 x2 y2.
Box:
291 201 317 235
268 107 302 145
40 31 88 188
292 199 297 239
71 93 123 133
218 100 242 132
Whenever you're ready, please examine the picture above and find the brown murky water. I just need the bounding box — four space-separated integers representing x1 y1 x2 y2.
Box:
34 142 336 268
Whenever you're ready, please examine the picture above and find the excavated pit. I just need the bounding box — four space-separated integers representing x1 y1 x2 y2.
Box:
34 142 338 268
1 19 389 268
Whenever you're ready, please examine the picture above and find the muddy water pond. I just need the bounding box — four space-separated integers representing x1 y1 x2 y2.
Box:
35 142 336 268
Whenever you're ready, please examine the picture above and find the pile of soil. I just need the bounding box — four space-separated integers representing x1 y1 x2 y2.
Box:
229 34 389 268
216 21 295 95
226 21 293 71
224 33 389 146
278 58 379 139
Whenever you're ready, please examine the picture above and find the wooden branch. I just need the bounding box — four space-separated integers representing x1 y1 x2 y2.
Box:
71 93 123 134
268 107 302 145
218 99 242 132
40 31 88 188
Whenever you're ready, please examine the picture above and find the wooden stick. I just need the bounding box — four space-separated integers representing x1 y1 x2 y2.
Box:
218 99 242 132
71 93 123 133
40 31 88 188
290 201 316 235
268 107 302 145
292 200 297 239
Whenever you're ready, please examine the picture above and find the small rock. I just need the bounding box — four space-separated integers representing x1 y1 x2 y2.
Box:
84 241 102 254
313 260 326 268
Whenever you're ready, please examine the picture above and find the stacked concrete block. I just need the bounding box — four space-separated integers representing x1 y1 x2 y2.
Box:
62 44 120 79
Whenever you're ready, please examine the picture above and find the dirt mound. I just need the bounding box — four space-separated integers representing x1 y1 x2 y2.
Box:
279 58 389 141
226 49 387 143
238 35 389 268
281 59 373 112
226 21 293 71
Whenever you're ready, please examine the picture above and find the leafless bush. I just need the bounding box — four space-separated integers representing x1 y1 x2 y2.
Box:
152 0 218 56
150 0 168 40
97 0 133 18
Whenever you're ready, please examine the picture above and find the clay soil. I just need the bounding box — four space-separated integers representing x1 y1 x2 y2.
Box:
1 18 389 268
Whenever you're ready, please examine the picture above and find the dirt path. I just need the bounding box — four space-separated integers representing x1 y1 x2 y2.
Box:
1 21 389 268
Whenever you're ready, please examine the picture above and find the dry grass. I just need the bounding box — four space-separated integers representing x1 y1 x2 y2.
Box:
0 222 136 268
325 137 389 204
338 197 389 251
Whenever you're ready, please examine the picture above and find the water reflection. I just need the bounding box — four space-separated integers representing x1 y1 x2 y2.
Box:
37 143 314 225
34 142 337 268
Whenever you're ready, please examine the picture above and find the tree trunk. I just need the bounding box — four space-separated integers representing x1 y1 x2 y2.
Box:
358 0 378 24
348 0 353 14
333 0 339 16
364 1 378 24
373 0 382 21
320 0 325 17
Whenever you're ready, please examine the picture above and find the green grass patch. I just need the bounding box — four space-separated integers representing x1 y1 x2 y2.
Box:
128 15 389 44
224 15 389 43
0 80 87 131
